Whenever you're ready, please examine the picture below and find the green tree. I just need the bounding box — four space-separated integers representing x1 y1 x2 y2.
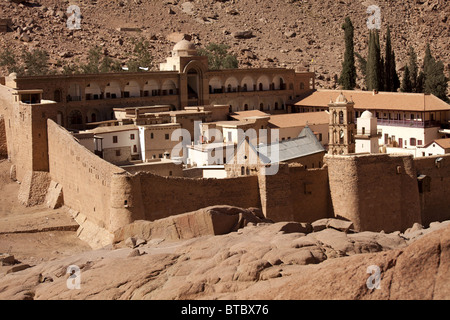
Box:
22 49 49 76
423 43 433 74
416 70 425 93
366 30 381 91
126 38 153 72
408 46 418 92
400 65 412 92
79 46 122 74
80 46 102 74
0 46 22 74
100 55 122 73
355 52 367 80
338 17 356 90
384 26 400 92
424 59 448 101
198 43 238 70
421 43 448 101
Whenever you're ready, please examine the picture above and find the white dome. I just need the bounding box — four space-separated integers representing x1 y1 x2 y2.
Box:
360 110 373 119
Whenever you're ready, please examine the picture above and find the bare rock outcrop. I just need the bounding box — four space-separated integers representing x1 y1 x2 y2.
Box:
0 216 447 300
113 205 269 245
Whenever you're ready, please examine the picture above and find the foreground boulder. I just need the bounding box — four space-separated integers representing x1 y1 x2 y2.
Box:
0 218 448 300
113 205 269 245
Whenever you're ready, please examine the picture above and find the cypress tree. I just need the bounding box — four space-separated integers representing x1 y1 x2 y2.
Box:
338 17 357 90
392 50 400 91
375 30 382 89
379 56 385 91
424 59 449 102
423 43 433 75
416 71 425 93
384 26 400 92
366 30 380 91
408 46 418 92
422 43 448 101
384 26 392 91
400 65 412 92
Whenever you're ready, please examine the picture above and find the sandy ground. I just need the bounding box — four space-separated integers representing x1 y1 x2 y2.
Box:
0 159 92 274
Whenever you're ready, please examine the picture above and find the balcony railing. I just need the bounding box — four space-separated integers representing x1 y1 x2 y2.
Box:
375 119 441 128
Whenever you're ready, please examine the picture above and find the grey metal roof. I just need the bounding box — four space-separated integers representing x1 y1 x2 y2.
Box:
257 126 325 162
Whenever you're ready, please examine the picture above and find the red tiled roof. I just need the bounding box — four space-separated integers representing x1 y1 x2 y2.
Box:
295 90 450 112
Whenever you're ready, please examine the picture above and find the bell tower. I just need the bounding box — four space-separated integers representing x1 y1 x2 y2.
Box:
328 92 355 155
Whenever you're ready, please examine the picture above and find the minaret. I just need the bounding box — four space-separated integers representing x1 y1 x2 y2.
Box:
355 110 380 154
328 92 355 155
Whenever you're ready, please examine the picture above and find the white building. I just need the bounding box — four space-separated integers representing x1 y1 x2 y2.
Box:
294 90 450 157
355 110 380 154
88 125 140 164
419 139 450 157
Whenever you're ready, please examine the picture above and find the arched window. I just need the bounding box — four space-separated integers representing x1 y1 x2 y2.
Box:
339 130 344 144
244 104 249 111
339 111 344 124
242 84 248 92
259 103 264 111
259 83 263 91
54 89 62 102
300 82 305 90
274 102 279 110
333 111 337 124
241 166 245 176
69 110 83 125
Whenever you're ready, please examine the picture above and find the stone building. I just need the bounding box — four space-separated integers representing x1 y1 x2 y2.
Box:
3 40 314 131
327 93 355 155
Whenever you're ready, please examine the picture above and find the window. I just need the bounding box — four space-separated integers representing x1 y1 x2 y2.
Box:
362 127 365 135
130 134 135 140
133 145 137 153
165 133 170 140
159 154 163 158
410 138 416 146
339 111 344 124
115 150 121 157
151 133 154 139
418 140 423 146
113 136 118 143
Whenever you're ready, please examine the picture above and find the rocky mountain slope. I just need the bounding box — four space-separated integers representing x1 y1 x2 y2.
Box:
0 0 449 91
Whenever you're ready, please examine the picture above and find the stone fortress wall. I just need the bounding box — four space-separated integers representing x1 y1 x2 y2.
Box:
1 86 449 241
414 155 450 226
325 154 422 233
47 120 125 230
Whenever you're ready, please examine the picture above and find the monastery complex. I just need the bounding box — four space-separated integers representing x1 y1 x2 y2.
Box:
0 40 449 247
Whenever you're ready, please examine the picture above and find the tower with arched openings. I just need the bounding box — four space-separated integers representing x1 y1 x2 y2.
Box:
328 92 355 155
